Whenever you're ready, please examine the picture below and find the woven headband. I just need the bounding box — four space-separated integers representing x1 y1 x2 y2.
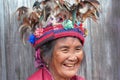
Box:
29 21 86 49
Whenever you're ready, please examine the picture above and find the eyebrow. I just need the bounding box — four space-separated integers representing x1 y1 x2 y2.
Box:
58 45 82 49
75 45 83 49
58 46 69 49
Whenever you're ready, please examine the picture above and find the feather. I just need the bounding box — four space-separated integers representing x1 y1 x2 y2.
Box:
72 9 77 24
83 0 100 14
81 9 93 22
18 17 31 44
29 12 40 31
78 3 88 14
19 23 31 45
17 8 39 44
16 6 28 20
33 1 41 9
76 0 100 22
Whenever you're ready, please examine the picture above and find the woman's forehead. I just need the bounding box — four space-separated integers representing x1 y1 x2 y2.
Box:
55 37 82 46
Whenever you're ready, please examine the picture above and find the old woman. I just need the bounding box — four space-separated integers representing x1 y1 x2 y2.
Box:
16 0 100 80
28 35 85 80
26 17 86 80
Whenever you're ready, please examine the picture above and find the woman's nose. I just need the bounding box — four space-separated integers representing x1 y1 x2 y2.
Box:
68 55 78 62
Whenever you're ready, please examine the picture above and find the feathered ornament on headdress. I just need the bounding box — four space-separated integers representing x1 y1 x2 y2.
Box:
16 0 100 45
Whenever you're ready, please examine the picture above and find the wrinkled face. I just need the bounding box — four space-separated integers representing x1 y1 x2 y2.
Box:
49 37 84 80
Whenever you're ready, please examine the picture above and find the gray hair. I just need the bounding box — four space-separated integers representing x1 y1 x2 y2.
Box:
40 40 56 65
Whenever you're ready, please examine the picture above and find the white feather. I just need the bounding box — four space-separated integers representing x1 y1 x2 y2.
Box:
79 5 88 14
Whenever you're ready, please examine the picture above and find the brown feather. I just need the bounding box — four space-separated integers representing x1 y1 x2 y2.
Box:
29 12 40 31
83 0 100 12
81 9 94 22
19 23 31 45
16 6 28 20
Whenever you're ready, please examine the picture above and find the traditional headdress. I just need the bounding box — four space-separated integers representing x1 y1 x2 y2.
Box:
16 0 100 68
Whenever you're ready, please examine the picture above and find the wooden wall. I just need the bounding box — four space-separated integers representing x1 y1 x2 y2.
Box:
0 0 120 80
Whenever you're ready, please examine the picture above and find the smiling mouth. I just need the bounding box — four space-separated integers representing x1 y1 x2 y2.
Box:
62 62 79 70
64 64 75 67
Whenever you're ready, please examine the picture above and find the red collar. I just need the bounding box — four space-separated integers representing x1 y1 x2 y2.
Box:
27 67 84 80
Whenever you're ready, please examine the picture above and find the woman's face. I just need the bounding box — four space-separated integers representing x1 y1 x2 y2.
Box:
49 37 84 80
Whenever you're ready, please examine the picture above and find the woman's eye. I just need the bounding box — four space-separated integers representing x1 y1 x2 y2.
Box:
76 47 82 51
76 48 81 50
61 48 69 53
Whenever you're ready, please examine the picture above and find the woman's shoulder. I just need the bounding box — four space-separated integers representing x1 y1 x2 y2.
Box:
27 69 42 80
27 67 52 80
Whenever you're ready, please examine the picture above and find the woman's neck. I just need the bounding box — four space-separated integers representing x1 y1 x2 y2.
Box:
48 67 70 80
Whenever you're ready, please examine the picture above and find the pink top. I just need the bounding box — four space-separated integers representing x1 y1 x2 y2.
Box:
27 67 84 80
